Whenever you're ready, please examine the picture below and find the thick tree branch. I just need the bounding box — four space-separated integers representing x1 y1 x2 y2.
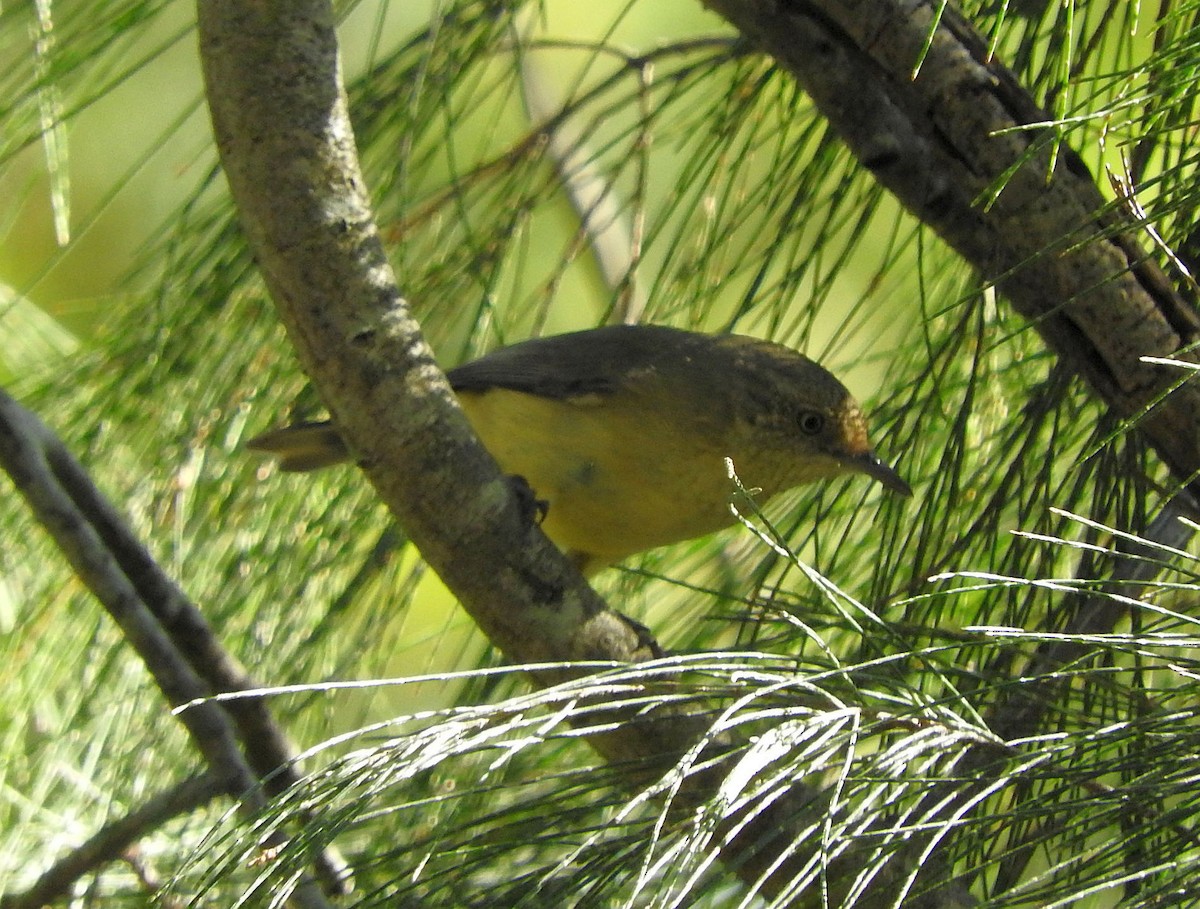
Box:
196 0 654 682
702 0 1200 493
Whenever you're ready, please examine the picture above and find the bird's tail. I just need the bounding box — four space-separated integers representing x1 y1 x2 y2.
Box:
246 421 349 472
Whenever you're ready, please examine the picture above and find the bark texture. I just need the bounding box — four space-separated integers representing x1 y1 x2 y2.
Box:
703 0 1200 491
196 0 661 679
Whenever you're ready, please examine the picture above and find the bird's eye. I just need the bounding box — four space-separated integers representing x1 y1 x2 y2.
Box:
797 411 825 435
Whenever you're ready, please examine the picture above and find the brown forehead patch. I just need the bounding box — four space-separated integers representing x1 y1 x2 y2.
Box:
839 400 870 455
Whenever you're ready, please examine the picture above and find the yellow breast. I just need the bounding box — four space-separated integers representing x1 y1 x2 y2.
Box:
457 387 743 573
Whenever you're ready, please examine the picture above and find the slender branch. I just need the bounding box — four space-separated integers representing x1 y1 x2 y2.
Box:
517 13 650 323
0 390 341 909
0 773 222 909
0 392 266 793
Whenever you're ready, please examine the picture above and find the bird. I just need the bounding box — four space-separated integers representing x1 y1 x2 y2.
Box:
248 324 911 574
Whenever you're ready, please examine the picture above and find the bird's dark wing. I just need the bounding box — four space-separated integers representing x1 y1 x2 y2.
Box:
447 324 698 399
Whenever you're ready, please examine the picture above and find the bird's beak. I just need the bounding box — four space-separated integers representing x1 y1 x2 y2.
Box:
847 451 912 497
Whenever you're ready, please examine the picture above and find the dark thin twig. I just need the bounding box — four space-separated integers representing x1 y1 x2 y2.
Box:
0 389 343 908
0 772 222 909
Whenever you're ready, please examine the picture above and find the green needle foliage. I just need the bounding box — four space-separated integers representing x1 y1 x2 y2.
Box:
3 1 1200 906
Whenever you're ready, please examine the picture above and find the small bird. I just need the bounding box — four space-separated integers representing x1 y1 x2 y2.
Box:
249 325 911 574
